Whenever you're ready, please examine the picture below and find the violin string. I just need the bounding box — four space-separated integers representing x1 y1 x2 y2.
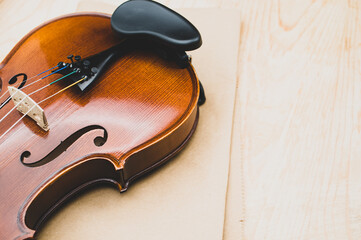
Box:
20 65 68 91
37 75 86 104
0 110 28 140
0 70 77 125
28 70 76 97
0 65 68 106
0 65 60 101
0 76 86 141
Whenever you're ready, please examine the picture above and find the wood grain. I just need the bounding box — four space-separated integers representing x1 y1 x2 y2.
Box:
225 0 361 239
0 11 199 239
1 0 361 239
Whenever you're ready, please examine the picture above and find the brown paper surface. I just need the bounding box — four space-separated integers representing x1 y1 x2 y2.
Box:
34 3 241 240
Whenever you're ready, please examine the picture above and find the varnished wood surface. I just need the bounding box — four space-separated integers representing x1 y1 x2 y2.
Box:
2 0 361 240
0 12 199 239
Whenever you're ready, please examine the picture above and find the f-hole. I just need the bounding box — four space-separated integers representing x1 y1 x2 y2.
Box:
0 73 28 109
20 125 108 167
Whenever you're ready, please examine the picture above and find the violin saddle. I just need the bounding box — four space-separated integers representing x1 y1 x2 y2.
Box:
111 0 202 51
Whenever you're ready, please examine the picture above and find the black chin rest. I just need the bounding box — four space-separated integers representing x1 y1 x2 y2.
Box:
110 0 202 51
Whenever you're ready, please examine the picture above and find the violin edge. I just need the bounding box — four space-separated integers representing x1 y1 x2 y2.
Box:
17 106 199 240
0 9 203 240
0 12 113 70
122 106 199 191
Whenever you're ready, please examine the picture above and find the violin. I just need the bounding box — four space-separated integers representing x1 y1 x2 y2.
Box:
0 1 205 239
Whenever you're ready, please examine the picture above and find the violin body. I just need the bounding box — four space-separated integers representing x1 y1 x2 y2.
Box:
0 13 199 239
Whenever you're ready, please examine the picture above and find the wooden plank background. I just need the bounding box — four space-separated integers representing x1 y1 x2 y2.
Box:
1 0 361 239
226 1 361 239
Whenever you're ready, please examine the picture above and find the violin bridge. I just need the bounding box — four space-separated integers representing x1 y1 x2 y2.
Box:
8 86 49 131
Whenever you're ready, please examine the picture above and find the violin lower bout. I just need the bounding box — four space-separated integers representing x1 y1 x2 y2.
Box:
8 106 198 240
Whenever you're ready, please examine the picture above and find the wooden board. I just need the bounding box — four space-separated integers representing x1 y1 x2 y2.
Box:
225 1 361 239
1 0 361 239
